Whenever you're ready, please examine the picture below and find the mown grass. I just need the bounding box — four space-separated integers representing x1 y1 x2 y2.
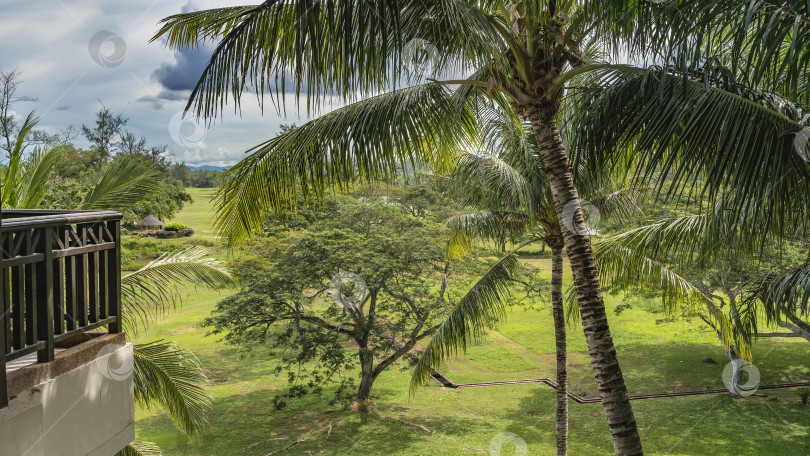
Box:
132 189 810 455
167 187 219 238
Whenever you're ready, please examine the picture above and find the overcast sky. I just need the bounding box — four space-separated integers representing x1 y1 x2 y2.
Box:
1 0 329 167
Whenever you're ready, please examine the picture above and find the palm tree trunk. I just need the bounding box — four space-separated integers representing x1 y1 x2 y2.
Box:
528 107 643 456
551 244 568 456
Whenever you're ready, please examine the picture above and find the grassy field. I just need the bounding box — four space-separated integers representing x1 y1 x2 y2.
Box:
167 187 219 238
132 189 810 455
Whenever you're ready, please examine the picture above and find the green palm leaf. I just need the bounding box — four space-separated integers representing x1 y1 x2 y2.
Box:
589 0 810 104
568 63 810 241
116 441 163 456
121 247 236 332
80 156 160 210
151 1 503 117
593 242 751 359
754 262 810 321
410 249 524 390
0 112 64 209
19 146 64 209
133 341 212 436
213 82 478 246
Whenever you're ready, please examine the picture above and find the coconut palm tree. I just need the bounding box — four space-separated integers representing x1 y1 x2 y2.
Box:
152 1 810 453
566 0 810 392
152 3 647 450
425 105 639 455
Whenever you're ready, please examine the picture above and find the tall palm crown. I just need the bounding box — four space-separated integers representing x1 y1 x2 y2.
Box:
153 1 810 454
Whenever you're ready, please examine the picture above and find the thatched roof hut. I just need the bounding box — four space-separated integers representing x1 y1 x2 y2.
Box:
135 215 164 230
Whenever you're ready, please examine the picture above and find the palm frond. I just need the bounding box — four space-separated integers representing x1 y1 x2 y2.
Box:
133 341 212 436
410 251 522 390
445 211 529 248
80 156 160 210
754 262 810 322
593 242 750 359
588 0 810 104
152 1 502 117
121 247 236 332
1 112 50 208
568 63 810 241
213 82 477 246
19 146 64 209
116 441 163 456
450 151 539 215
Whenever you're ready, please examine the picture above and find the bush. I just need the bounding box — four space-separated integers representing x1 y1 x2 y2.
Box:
156 228 195 238
164 222 186 231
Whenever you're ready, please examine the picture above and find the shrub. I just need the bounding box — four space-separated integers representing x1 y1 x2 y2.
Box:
164 222 186 231
156 228 195 238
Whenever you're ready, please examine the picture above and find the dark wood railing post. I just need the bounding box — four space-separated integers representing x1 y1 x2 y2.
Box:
1 219 8 408
108 220 121 334
36 227 55 363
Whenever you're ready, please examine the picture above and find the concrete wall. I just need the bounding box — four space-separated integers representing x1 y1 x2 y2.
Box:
0 343 135 456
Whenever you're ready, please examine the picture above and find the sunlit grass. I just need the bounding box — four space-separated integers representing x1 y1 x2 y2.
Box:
131 189 810 455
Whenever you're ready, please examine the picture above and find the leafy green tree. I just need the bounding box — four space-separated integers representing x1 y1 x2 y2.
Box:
205 196 473 406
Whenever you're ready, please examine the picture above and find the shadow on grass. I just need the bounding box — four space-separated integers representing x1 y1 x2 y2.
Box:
501 370 810 455
137 385 493 456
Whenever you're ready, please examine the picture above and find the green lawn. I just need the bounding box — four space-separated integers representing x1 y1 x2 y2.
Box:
132 189 810 455
167 187 219 238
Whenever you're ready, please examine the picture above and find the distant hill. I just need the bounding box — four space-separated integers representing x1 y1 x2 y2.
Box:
187 165 228 172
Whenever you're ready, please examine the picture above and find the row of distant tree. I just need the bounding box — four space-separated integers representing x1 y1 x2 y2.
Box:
1 69 223 223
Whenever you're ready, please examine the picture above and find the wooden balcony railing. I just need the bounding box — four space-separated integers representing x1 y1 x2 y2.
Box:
0 210 123 408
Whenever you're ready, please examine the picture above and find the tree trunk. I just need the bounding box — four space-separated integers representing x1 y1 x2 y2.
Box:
551 244 568 456
724 348 744 395
527 106 643 455
779 313 810 343
356 346 375 404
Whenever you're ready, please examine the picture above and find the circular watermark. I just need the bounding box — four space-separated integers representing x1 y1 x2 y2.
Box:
402 39 440 77
793 127 810 163
329 271 367 307
95 343 134 381
489 431 528 456
88 30 127 68
722 359 760 397
168 112 207 149
561 199 601 237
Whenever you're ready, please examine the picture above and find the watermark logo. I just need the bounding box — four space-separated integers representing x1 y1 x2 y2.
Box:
168 112 207 149
561 199 601 237
793 127 810 163
402 39 440 77
88 31 127 68
329 271 368 307
489 431 528 456
722 359 760 397
95 343 133 381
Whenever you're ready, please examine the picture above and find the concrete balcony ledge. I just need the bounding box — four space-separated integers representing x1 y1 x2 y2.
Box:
0 334 135 456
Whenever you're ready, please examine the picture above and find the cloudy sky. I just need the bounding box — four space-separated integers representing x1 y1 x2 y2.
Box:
1 0 325 167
